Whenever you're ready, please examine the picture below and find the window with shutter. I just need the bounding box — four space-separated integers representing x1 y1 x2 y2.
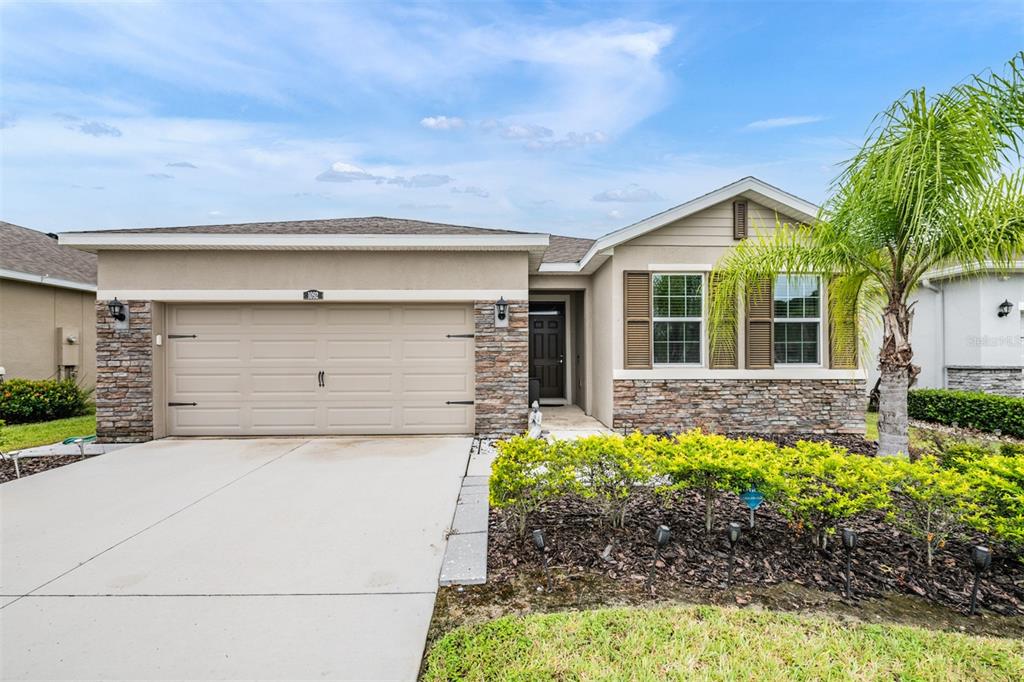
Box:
829 278 858 369
623 271 652 369
733 200 748 240
708 272 738 369
745 277 773 369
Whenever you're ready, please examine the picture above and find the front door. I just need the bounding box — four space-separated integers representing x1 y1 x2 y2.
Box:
529 305 565 400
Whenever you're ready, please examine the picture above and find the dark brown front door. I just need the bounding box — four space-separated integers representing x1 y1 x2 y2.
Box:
530 308 565 399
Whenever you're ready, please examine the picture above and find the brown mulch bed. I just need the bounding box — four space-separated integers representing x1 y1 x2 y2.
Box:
1 456 86 483
488 491 1024 617
725 431 878 456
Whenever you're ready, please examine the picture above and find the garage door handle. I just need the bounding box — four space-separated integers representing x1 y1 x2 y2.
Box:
317 371 325 387
446 400 474 405
168 402 197 407
446 333 475 338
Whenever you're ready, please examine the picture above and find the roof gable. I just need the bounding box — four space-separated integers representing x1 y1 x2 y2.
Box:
540 177 820 272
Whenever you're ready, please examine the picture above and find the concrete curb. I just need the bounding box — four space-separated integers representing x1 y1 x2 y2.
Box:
9 443 132 458
439 440 496 586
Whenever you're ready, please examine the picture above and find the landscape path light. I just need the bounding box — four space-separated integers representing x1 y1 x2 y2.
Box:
532 529 553 592
969 545 991 616
841 528 858 599
726 522 742 587
739 487 764 528
646 525 672 590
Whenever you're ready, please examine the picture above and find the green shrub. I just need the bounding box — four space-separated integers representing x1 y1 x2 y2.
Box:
572 433 659 528
658 430 778 533
908 389 1024 438
999 442 1024 457
958 454 1024 549
889 456 978 567
771 441 894 548
490 436 577 536
0 379 91 424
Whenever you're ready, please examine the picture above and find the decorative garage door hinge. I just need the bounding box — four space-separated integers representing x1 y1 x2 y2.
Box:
168 402 198 407
445 400 475 405
446 333 475 338
168 334 197 339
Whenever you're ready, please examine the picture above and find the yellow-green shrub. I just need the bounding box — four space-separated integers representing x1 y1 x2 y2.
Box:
572 433 660 528
489 436 576 536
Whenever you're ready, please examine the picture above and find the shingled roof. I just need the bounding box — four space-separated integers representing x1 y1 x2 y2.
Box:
0 221 96 287
66 216 596 265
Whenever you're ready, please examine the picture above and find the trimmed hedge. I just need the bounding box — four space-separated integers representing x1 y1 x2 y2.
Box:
908 389 1024 438
0 379 91 424
491 431 1024 554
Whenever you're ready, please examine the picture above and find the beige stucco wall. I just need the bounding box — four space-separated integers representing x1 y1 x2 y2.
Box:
0 278 97 387
98 250 529 293
590 259 615 426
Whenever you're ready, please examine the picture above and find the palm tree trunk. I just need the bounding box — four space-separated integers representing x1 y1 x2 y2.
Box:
877 298 918 456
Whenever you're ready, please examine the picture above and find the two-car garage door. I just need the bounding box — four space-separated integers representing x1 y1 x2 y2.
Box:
166 303 475 436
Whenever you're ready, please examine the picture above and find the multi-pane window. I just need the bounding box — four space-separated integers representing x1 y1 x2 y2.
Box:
773 275 821 364
653 274 702 365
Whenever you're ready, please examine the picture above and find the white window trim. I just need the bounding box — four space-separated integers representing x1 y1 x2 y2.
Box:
652 272 705 368
773 274 824 368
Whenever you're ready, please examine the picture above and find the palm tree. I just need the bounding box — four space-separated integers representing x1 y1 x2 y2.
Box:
710 53 1024 456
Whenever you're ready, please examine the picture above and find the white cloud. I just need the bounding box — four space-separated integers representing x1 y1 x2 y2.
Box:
606 209 623 219
315 161 381 183
451 185 490 198
593 184 663 202
420 115 465 130
744 116 825 131
54 113 124 137
388 174 453 188
146 172 173 179
167 161 197 168
398 202 451 210
527 130 610 151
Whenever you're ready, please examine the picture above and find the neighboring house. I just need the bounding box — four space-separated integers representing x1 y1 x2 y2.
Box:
59 177 864 443
866 265 1024 398
0 222 97 386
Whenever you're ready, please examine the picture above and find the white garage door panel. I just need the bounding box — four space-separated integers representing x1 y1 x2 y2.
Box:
167 303 475 435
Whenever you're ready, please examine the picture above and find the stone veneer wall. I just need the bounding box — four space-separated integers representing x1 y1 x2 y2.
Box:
474 300 529 436
95 300 154 443
946 366 1024 398
614 379 866 435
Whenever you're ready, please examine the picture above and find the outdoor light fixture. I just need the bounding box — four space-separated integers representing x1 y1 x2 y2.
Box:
997 299 1014 317
726 522 742 587
646 525 672 589
107 298 126 321
969 545 992 616
531 529 553 592
496 296 509 321
739 487 764 528
841 528 859 599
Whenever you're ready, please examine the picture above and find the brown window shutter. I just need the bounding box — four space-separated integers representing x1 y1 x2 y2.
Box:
708 272 738 369
733 200 748 240
745 277 773 369
623 271 652 369
829 278 858 369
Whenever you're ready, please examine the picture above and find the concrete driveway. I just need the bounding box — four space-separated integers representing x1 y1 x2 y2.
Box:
1 436 471 681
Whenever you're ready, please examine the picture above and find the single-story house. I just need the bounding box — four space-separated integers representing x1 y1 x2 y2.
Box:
867 264 1024 397
0 222 97 386
59 177 865 443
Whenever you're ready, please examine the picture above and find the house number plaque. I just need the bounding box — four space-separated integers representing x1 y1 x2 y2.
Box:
303 289 324 301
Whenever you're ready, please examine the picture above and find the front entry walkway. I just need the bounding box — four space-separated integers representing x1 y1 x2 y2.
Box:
543 405 613 439
1 436 471 680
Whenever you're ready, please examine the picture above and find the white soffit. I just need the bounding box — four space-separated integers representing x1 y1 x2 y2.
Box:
58 232 550 252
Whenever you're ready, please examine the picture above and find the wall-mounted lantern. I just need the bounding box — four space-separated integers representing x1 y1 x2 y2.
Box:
494 296 509 328
997 299 1014 318
107 298 126 321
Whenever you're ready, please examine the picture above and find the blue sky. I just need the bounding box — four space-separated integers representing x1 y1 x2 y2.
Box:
1 1 1021 237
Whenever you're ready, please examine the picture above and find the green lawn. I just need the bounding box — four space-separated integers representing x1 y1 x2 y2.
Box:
424 605 1024 681
1 415 97 451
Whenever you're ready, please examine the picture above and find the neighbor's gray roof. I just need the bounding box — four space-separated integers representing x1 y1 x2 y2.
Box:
0 221 97 286
70 216 597 264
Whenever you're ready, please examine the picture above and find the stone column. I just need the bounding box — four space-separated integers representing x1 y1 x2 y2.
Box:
95 300 154 443
474 300 529 436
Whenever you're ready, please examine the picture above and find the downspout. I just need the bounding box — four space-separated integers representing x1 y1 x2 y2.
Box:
920 278 945 388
